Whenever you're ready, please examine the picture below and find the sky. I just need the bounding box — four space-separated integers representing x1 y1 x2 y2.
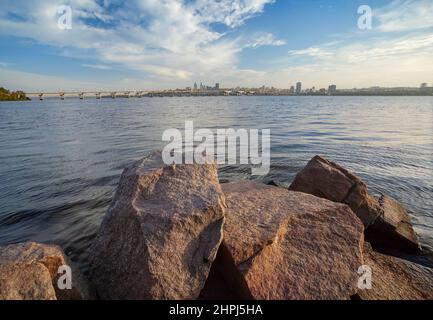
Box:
0 0 433 91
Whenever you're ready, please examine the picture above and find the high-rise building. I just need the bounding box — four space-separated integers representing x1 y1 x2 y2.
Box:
328 85 337 95
215 83 220 90
200 82 203 90
289 86 295 94
193 82 198 91
296 82 302 95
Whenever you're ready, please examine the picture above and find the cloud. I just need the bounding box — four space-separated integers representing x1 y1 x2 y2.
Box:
376 0 433 32
1 0 432 90
247 32 286 48
280 32 433 88
288 47 334 58
82 64 113 70
342 33 433 63
192 0 274 28
0 0 274 85
278 0 433 88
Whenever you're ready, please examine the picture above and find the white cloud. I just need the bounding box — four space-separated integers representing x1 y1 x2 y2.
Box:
1 0 432 90
0 0 274 88
288 47 334 58
376 0 433 32
192 0 274 28
342 33 433 63
277 0 433 88
247 32 286 48
280 32 433 88
82 64 113 70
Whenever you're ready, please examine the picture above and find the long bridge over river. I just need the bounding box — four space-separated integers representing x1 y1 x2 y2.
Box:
25 89 228 100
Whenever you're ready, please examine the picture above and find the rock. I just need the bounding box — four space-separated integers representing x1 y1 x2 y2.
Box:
365 195 421 253
0 242 90 300
289 156 420 253
200 181 364 300
289 155 380 226
357 243 433 300
89 151 225 300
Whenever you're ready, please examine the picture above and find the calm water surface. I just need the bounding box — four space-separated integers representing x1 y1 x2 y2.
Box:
0 96 432 271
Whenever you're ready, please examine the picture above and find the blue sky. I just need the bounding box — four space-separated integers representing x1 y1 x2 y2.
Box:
0 0 432 91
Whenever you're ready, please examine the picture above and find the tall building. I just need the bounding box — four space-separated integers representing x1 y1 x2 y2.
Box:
328 84 337 95
215 83 220 90
289 86 295 94
200 82 203 90
296 82 302 95
193 82 198 91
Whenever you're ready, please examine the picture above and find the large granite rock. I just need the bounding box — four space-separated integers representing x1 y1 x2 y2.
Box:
366 195 420 253
0 242 90 300
358 243 433 300
201 181 364 300
289 156 420 253
89 151 226 300
289 156 380 226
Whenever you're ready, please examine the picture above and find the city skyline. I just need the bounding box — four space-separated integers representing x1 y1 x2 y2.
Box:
15 81 433 100
1 0 433 91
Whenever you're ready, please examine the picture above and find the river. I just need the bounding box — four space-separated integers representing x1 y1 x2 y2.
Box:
0 96 432 271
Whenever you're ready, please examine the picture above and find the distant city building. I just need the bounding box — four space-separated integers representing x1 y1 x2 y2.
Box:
289 86 295 94
296 82 302 95
420 83 428 88
200 82 203 90
215 83 220 90
193 82 198 91
328 84 337 95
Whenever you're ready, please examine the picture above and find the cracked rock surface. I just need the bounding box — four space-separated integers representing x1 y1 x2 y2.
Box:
289 155 420 253
89 151 225 300
201 181 364 300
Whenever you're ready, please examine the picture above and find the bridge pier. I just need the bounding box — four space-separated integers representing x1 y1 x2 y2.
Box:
38 93 44 101
96 92 101 99
79 93 84 100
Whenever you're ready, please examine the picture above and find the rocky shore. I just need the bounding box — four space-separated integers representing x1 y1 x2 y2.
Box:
1 151 432 300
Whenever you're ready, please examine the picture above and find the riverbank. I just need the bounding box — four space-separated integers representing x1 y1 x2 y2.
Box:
1 152 432 300
0 87 29 101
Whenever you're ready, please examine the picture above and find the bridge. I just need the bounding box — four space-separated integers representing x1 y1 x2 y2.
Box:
25 91 151 100
24 89 226 100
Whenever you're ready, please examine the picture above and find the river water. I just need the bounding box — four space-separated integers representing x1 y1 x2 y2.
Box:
0 96 432 271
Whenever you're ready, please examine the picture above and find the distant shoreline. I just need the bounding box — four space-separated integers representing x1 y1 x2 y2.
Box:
0 87 30 102
17 93 433 101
